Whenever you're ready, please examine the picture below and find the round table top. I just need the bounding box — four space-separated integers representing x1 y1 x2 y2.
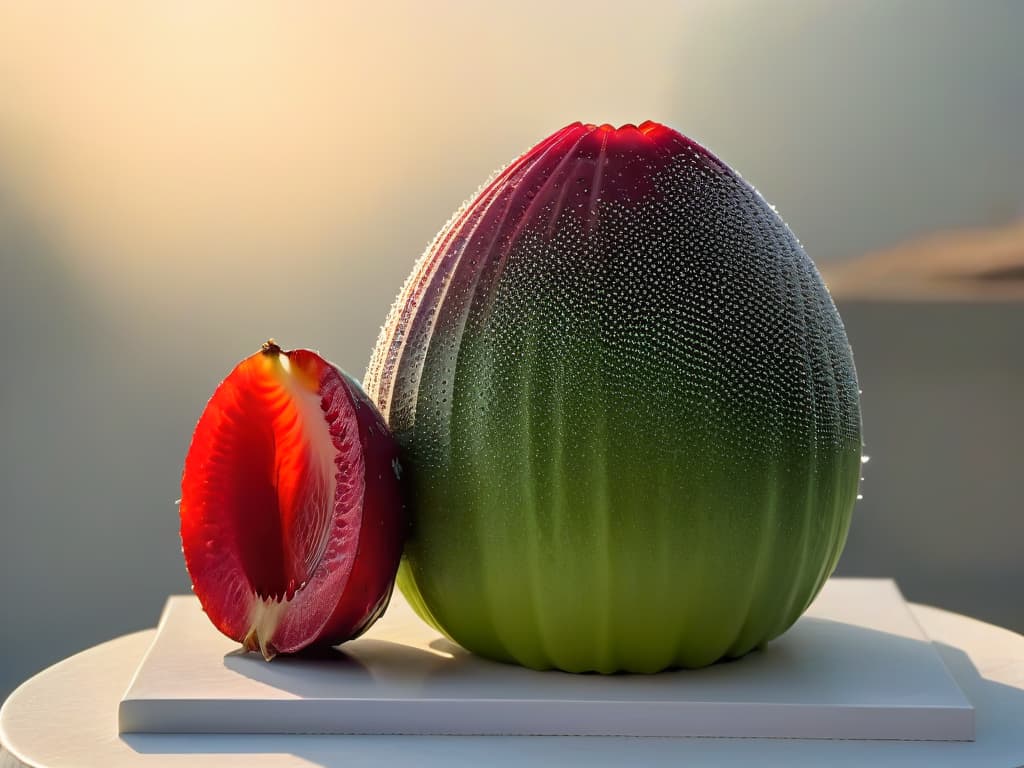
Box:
3 603 1024 767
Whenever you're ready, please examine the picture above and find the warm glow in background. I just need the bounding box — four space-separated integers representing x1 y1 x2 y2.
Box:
2 1 1022 699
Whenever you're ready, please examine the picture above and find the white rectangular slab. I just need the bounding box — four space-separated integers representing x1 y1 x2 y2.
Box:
119 579 973 740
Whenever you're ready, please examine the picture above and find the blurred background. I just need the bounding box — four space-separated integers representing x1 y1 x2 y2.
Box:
1 1 1022 701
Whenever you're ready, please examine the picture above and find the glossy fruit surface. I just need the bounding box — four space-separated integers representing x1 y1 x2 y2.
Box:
181 341 404 659
366 122 862 672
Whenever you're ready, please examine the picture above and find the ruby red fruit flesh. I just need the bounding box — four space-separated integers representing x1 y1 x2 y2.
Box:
180 340 405 660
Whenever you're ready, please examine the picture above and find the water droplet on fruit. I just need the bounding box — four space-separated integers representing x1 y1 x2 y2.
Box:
365 121 861 672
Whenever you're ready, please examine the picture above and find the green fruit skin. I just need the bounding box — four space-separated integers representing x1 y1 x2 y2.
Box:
366 122 862 673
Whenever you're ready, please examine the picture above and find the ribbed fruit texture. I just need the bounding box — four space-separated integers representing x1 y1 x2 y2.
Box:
365 121 862 673
181 342 405 660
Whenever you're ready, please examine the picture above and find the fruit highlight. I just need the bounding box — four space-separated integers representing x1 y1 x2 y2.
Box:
180 341 404 659
366 121 862 672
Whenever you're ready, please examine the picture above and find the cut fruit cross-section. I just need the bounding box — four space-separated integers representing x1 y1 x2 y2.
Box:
180 341 405 659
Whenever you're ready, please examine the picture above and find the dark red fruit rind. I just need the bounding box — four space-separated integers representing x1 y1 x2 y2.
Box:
290 351 405 645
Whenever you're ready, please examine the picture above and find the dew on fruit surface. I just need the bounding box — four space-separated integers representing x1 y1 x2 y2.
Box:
366 124 862 664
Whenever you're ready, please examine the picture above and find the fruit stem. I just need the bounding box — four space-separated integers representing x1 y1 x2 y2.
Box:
261 339 283 356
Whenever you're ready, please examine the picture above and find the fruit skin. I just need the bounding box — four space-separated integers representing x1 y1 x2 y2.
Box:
365 122 862 673
181 342 405 659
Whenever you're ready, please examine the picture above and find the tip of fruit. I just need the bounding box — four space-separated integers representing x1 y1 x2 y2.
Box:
243 626 278 662
484 120 715 231
243 597 291 661
547 118 682 157
261 339 283 356
581 120 666 135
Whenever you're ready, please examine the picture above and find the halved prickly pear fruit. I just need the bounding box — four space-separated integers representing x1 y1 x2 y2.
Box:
180 340 405 660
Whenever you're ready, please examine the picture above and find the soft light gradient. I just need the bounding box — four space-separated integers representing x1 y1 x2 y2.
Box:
1 1 1022 700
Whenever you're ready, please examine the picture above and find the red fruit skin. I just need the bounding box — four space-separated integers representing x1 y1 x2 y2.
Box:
300 351 406 645
180 345 405 658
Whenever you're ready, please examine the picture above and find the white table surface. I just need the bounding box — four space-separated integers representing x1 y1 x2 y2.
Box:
3 601 1024 767
119 582 973 740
